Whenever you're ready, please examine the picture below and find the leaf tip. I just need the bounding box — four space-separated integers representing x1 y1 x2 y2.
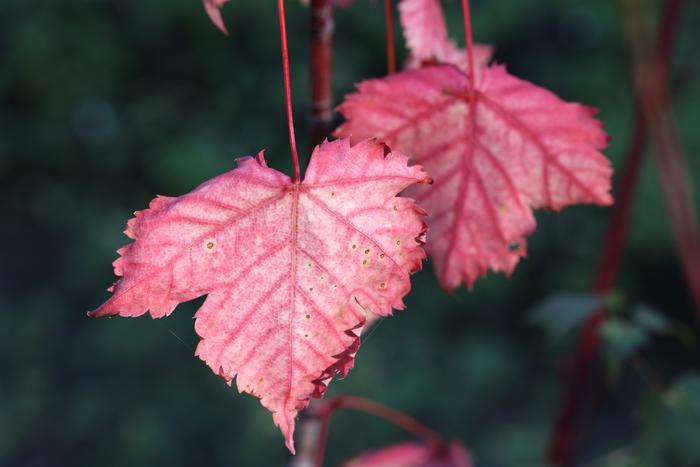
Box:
273 410 297 454
203 0 230 35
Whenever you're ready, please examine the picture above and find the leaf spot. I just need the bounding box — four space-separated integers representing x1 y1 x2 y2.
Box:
206 241 215 249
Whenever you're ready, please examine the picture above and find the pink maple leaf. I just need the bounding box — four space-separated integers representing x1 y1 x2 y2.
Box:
203 0 230 34
345 441 472 467
399 0 493 72
337 64 613 289
90 139 429 452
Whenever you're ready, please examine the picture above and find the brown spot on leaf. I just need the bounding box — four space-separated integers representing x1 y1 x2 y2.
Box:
206 242 214 249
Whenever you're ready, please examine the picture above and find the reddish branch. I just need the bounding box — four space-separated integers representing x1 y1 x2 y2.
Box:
548 0 687 464
313 395 445 467
309 0 334 150
624 0 700 312
292 395 445 467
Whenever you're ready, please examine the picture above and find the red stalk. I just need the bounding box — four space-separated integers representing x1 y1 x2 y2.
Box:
277 0 301 183
313 395 445 466
632 2 700 312
384 0 397 74
460 0 476 93
309 0 334 150
548 1 685 464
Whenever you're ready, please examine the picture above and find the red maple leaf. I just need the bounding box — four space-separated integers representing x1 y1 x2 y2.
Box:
90 139 429 452
345 441 472 467
399 0 493 71
336 64 613 289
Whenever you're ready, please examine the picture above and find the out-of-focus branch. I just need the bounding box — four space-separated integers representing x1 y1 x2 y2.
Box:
548 1 687 465
292 4 335 464
620 0 700 314
290 395 446 467
309 0 334 151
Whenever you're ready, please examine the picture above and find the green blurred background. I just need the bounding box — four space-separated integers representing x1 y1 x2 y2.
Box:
2 0 700 466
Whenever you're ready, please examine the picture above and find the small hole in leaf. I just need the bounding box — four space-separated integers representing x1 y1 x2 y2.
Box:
508 242 521 252
396 240 401 245
379 253 385 259
206 242 214 249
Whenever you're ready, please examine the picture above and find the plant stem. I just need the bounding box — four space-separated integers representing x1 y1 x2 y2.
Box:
309 0 334 150
548 1 685 465
384 0 396 74
292 395 446 467
278 0 301 183
326 395 443 444
622 0 700 313
460 0 476 91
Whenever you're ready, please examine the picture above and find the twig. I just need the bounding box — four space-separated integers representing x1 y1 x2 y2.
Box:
309 0 334 151
621 0 700 315
548 1 686 464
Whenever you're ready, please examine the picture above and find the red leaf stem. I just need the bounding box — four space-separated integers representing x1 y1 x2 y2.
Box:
314 395 446 466
459 0 476 96
278 0 302 182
